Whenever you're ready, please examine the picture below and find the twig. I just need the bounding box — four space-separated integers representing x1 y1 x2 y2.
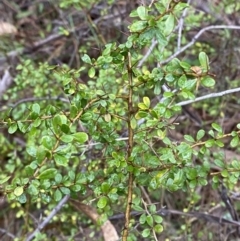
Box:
0 228 15 239
26 194 70 241
161 25 240 64
0 69 12 99
176 87 240 106
177 0 191 50
0 96 69 113
122 52 134 241
137 39 158 68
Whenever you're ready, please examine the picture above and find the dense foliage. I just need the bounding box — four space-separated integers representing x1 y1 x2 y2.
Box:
0 0 240 240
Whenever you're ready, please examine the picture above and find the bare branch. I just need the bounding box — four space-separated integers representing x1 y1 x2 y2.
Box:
161 25 240 64
26 194 70 241
0 228 15 239
177 0 191 50
137 39 158 68
176 87 240 106
0 69 12 99
0 96 69 112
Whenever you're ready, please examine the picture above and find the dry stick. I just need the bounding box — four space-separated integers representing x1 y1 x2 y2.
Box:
0 69 12 99
25 194 70 241
161 25 240 64
137 39 158 68
0 228 15 239
177 0 192 50
70 200 119 241
122 52 134 241
176 87 240 106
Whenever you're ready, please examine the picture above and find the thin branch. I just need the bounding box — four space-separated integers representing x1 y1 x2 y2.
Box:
0 228 16 239
0 69 12 99
176 87 240 106
0 96 69 112
26 194 70 241
137 39 158 68
161 25 240 64
122 52 134 241
177 0 191 50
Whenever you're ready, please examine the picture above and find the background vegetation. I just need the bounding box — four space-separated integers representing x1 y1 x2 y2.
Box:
0 0 240 240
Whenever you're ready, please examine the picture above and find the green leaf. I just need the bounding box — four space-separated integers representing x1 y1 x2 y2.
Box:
201 76 215 87
60 124 70 134
88 67 95 78
81 54 92 64
232 160 240 169
184 135 195 143
137 6 148 20
97 196 108 209
199 52 209 71
163 91 174 98
129 20 148 32
211 123 222 133
189 179 197 189
14 186 24 197
215 140 224 147
157 129 166 140
81 112 93 122
101 182 110 194
221 169 228 177
146 215 154 227
60 134 74 143
153 215 163 224
54 189 62 201
180 89 195 99
104 113 111 122
155 29 168 46
54 153 68 166
177 74 187 88
179 61 191 70
139 213 146 224
41 136 55 150
154 82 161 95
135 110 148 119
32 103 40 114
8 123 18 134
149 204 156 213
33 118 41 128
60 187 70 194
142 228 150 238
138 103 148 110
143 96 150 108
73 132 88 143
196 129 205 141
205 139 214 148
55 173 63 184
28 184 39 195
70 105 78 118
0 176 11 184
230 136 239 147
164 14 175 35
26 146 37 157
154 224 163 233
17 194 27 204
214 159 225 168
37 168 57 180
130 118 137 129
186 168 197 180
165 73 175 82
